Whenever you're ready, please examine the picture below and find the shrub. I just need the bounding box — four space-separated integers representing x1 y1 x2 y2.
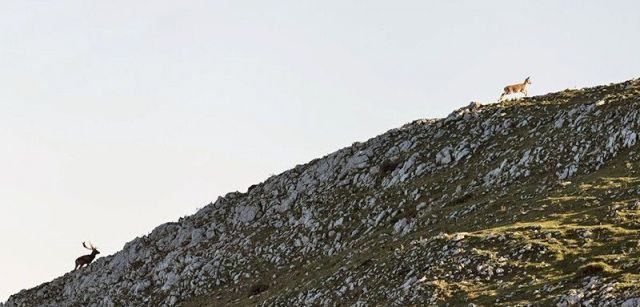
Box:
576 262 615 277
380 159 400 175
248 283 269 297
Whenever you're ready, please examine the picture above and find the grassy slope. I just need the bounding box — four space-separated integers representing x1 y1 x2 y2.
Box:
183 80 640 306
187 151 640 306
7 80 639 307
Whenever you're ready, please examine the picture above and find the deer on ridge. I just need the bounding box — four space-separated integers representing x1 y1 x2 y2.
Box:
74 241 100 271
499 77 532 101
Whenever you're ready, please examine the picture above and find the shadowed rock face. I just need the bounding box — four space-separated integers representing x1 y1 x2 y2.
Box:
4 78 640 307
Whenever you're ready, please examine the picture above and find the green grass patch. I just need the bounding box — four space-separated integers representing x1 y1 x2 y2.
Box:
576 262 617 278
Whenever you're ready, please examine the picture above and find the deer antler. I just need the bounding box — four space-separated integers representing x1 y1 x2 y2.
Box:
83 241 96 251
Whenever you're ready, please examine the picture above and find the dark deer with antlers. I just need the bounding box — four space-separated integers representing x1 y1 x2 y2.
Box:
74 241 100 270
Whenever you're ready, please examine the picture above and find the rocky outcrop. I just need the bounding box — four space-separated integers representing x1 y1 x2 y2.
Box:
4 78 640 306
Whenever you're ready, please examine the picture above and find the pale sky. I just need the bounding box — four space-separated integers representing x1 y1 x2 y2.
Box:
1 0 639 301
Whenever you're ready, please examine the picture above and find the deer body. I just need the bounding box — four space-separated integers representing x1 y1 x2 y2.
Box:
499 77 532 101
74 242 100 270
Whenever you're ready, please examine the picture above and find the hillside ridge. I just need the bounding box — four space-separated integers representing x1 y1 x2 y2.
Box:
5 78 640 306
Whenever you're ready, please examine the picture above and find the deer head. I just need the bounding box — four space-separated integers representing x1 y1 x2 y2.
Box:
83 241 99 253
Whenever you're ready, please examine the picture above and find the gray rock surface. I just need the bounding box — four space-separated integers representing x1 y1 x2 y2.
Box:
4 78 640 306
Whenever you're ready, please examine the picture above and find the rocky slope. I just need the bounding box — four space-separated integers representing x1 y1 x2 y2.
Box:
4 78 640 306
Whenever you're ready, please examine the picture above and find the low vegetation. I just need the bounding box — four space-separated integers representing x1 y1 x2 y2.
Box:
5 78 640 306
